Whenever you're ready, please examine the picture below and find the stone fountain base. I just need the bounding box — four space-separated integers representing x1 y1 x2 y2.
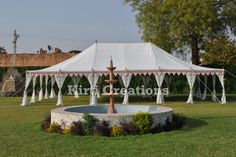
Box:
51 104 173 128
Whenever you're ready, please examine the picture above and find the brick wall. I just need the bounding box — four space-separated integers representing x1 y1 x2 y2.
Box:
0 53 79 67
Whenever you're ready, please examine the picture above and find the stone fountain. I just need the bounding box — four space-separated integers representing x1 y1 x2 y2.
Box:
51 59 173 128
103 58 119 114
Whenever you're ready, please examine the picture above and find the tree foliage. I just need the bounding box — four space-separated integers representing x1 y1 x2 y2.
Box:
201 36 236 65
0 47 6 54
124 0 236 64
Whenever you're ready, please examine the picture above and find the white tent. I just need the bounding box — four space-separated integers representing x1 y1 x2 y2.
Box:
21 43 226 106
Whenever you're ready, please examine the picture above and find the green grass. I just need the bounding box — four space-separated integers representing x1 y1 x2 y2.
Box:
0 96 236 157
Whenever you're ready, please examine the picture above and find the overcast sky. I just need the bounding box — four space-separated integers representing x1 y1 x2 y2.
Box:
0 0 142 53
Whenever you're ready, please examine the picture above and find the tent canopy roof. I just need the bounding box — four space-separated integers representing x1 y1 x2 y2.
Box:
27 43 223 76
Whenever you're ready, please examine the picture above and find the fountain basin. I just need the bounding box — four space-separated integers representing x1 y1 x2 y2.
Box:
51 104 173 128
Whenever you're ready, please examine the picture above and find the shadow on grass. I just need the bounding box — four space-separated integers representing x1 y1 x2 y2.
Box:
98 95 236 103
224 95 236 101
183 117 208 130
150 115 207 134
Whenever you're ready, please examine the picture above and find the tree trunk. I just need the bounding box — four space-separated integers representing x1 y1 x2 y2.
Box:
191 36 200 65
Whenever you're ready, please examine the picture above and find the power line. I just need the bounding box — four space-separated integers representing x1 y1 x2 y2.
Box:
2 33 92 44
22 34 80 43
0 33 11 36
1 32 97 52
17 47 37 52
19 40 81 47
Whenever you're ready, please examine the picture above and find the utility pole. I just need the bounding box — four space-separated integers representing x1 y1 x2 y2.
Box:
12 30 20 67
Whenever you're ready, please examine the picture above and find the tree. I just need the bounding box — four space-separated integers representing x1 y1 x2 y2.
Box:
124 0 236 65
47 45 52 53
201 36 236 65
0 47 6 54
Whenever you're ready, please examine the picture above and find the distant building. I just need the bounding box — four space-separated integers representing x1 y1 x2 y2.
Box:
0 50 80 67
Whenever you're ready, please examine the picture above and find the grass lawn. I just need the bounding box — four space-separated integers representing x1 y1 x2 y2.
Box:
0 96 236 157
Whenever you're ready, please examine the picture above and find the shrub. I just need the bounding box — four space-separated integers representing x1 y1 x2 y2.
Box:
111 126 125 136
47 122 62 133
163 113 186 131
120 121 138 135
150 124 162 134
172 113 186 129
162 118 173 131
93 120 111 136
41 115 51 131
172 114 186 129
133 112 153 134
82 113 99 135
70 121 85 136
63 128 71 135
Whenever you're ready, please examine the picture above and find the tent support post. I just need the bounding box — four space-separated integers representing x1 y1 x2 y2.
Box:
50 76 57 98
186 73 196 104
201 75 207 100
45 75 49 99
55 74 66 106
30 75 37 103
212 74 217 101
87 73 99 105
217 71 226 104
38 75 43 101
21 74 33 106
121 73 132 104
155 73 165 104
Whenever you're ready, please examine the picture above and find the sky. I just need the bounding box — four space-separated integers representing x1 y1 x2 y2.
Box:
0 0 142 53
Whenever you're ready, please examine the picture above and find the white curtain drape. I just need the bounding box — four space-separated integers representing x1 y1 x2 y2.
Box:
217 74 226 104
154 73 165 104
186 73 196 104
72 76 80 98
196 77 202 99
21 74 33 106
121 73 132 104
55 74 66 106
212 75 217 101
38 75 43 101
49 76 57 98
87 74 99 105
201 75 207 100
96 76 103 99
44 75 49 99
30 75 37 103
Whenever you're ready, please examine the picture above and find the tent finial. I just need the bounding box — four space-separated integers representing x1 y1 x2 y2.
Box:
110 56 113 67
